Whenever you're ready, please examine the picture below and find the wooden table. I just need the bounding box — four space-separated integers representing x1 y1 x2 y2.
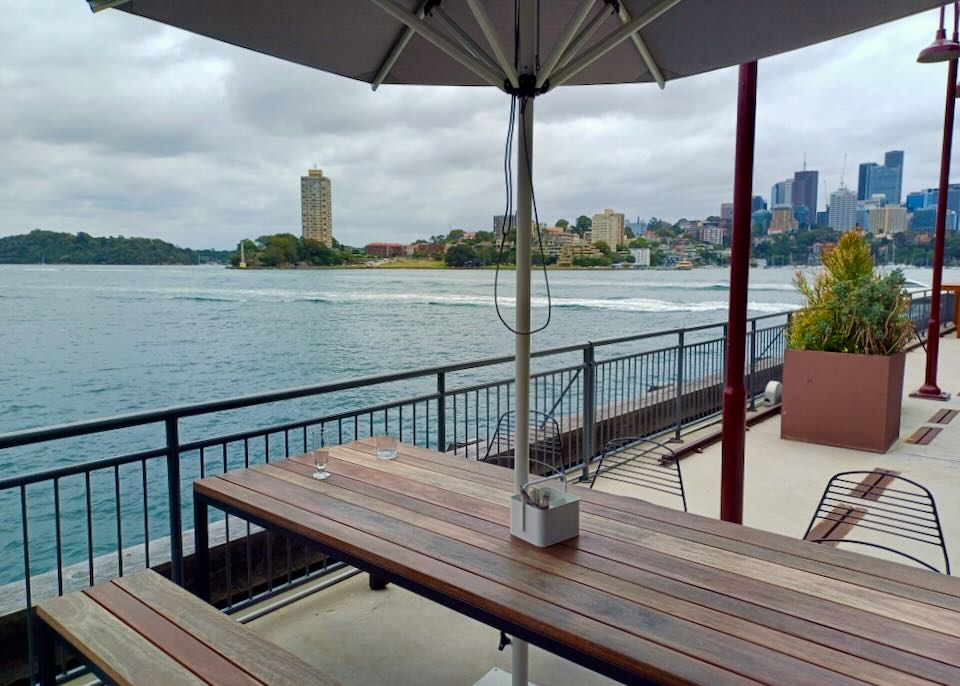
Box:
193 439 960 686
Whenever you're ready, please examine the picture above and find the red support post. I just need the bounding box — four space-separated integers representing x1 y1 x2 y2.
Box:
912 55 957 402
720 62 758 525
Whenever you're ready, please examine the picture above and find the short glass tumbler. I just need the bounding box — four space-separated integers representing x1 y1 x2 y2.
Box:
375 433 398 460
310 428 334 480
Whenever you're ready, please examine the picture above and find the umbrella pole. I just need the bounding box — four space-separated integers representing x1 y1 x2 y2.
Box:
511 3 536 684
511 93 533 686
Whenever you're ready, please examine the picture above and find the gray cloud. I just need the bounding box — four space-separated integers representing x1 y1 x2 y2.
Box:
0 2 955 248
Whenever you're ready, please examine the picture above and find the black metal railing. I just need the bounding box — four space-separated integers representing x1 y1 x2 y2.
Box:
0 288 954 683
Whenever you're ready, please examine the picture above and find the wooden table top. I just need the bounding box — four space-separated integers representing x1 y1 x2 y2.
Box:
194 439 960 686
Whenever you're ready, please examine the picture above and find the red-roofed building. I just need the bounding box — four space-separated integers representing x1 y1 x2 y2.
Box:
365 242 406 258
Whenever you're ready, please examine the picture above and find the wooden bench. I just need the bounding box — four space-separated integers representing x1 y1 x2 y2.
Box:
35 569 339 686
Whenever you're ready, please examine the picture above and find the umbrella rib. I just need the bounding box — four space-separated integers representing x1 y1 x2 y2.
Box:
554 5 611 73
465 0 520 89
368 0 507 89
433 7 503 76
372 0 431 91
88 0 131 13
549 0 683 89
617 3 666 89
535 0 596 89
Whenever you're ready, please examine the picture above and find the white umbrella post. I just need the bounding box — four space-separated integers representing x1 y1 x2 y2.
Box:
511 4 536 684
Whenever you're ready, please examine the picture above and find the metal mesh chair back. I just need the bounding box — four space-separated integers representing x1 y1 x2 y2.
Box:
589 437 687 512
803 470 950 574
482 411 564 475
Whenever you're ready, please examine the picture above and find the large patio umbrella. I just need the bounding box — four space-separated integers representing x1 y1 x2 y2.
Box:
87 1 949 682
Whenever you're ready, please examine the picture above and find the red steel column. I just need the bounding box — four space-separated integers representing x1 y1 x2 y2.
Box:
913 55 957 401
720 62 758 524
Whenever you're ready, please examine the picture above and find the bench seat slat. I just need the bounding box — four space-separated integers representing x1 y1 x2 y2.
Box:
114 571 339 686
85 582 265 686
37 591 207 686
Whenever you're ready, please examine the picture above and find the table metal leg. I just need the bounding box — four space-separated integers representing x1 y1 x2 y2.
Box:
37 620 56 686
369 574 389 591
193 496 210 601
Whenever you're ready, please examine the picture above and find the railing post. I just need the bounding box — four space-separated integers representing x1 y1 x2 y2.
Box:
436 372 446 452
580 344 595 482
748 319 757 411
674 330 685 442
165 417 184 585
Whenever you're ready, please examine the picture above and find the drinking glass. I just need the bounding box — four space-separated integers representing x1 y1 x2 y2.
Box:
375 432 398 460
310 428 334 480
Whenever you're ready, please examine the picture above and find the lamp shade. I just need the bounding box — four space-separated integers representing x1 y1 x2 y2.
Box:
918 28 960 62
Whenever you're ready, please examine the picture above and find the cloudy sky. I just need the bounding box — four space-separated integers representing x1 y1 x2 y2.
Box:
1 2 957 249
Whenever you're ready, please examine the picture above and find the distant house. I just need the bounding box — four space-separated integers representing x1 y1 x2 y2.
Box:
365 242 406 258
410 242 446 257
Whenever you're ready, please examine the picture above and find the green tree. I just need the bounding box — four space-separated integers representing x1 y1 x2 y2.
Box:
628 237 650 249
473 230 495 244
574 215 592 235
555 219 569 230
444 244 479 267
592 241 612 255
447 229 466 243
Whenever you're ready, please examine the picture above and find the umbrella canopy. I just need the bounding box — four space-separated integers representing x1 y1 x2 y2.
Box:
94 0 946 89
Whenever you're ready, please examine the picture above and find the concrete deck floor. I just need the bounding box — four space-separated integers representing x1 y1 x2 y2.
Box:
243 337 959 685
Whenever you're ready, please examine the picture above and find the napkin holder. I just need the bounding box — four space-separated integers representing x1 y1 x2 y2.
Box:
510 473 579 547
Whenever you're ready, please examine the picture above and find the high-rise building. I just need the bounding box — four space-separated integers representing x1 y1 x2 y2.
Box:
868 206 908 235
906 191 924 212
700 225 725 245
301 169 333 247
857 162 877 201
751 195 767 211
771 179 793 206
828 187 858 231
493 214 518 234
866 165 900 205
884 150 904 204
720 203 734 227
591 208 626 248
792 170 819 227
911 208 960 232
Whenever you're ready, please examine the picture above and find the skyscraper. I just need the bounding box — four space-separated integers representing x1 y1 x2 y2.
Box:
751 195 767 211
866 165 900 205
792 170 818 228
884 150 904 204
828 187 857 231
771 179 793 206
301 169 333 247
857 163 877 201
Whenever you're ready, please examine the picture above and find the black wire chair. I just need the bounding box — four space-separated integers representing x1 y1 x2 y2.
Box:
589 437 687 512
802 471 950 574
482 410 564 476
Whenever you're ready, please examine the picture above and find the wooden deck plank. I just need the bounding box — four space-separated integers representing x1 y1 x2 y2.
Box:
195 476 760 686
114 570 339 686
84 581 265 686
321 448 960 614
36 592 207 686
271 458 960 676
254 462 943 686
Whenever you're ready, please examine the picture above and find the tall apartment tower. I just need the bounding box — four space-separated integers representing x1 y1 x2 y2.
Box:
591 208 625 247
770 179 794 206
828 187 858 232
857 163 877 201
301 169 333 247
792 170 819 227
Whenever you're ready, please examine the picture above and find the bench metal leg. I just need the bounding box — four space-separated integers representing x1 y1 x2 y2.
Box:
193 496 210 602
37 620 57 686
369 574 389 591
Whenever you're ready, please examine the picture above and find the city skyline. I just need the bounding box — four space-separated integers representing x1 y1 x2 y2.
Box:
0 4 956 249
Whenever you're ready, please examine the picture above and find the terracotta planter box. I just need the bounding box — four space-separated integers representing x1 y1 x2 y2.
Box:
780 349 906 453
